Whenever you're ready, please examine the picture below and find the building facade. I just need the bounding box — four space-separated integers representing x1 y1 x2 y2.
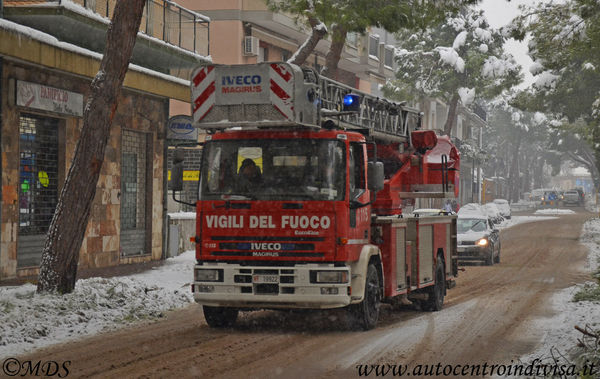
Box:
178 0 398 93
0 0 208 280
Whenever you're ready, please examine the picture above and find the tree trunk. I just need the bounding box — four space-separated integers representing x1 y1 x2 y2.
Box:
533 157 545 189
288 16 327 66
321 24 347 79
443 93 460 136
509 133 521 202
37 0 146 294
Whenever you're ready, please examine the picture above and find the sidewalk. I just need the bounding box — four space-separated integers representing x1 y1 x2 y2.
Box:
0 258 168 287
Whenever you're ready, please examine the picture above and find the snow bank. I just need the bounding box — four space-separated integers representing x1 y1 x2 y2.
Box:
168 212 197 220
533 209 576 215
500 216 558 229
519 218 600 368
0 251 195 359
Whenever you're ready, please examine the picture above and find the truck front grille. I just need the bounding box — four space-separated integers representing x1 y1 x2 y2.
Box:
234 267 296 295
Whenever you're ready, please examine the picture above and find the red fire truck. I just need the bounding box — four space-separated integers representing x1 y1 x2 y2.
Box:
172 62 460 330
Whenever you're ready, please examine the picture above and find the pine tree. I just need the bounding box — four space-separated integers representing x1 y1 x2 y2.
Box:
37 0 147 294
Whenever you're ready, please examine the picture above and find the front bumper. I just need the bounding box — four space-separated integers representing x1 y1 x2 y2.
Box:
457 245 489 261
192 263 352 309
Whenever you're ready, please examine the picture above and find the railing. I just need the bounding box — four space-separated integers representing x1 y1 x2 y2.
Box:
319 74 421 141
4 0 210 56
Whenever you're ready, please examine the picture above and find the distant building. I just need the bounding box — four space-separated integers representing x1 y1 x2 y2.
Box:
178 0 398 92
550 166 594 193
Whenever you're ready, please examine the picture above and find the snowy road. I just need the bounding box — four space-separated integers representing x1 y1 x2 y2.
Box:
13 210 595 378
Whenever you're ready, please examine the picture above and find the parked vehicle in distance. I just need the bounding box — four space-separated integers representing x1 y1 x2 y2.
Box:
541 190 560 207
457 213 501 265
483 203 504 224
572 188 585 205
563 189 582 206
493 199 511 219
530 189 545 202
412 208 451 217
458 203 485 216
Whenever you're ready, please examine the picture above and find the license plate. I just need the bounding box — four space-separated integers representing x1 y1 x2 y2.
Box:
253 275 279 284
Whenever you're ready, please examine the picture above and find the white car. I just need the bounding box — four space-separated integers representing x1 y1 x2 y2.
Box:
493 199 511 219
457 214 501 265
483 203 503 224
458 203 484 215
412 208 451 217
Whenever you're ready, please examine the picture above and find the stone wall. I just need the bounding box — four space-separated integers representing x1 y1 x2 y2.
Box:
1 59 167 279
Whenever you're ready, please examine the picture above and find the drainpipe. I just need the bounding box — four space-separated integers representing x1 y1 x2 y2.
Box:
0 56 3 272
162 100 169 260
1 0 3 18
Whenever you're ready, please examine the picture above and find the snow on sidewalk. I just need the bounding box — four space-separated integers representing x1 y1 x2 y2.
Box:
0 251 196 359
533 208 576 215
500 215 558 229
519 218 600 365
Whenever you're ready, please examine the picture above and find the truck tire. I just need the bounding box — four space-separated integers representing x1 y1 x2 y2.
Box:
350 263 381 330
494 242 501 264
203 306 238 328
424 258 445 312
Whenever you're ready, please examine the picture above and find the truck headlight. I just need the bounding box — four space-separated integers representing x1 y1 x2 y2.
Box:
314 270 348 283
477 238 489 247
195 268 222 282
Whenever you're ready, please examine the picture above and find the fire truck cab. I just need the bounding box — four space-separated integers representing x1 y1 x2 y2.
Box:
172 62 459 330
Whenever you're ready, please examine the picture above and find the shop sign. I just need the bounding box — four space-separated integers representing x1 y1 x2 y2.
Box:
167 115 197 141
16 80 83 117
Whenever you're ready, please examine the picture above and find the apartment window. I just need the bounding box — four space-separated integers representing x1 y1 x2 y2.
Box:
384 46 394 68
84 0 97 10
281 49 291 62
258 47 269 63
369 35 379 58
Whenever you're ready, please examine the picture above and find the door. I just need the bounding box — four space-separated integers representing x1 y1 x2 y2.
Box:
120 130 149 256
348 142 370 248
18 114 59 267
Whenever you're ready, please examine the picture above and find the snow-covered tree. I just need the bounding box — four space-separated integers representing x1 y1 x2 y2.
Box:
483 96 552 200
385 9 522 136
509 0 600 189
266 0 479 79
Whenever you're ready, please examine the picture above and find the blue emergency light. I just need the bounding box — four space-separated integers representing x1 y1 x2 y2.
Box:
343 94 360 111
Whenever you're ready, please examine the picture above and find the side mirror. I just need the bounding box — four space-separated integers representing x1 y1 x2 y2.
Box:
368 161 384 193
171 149 185 192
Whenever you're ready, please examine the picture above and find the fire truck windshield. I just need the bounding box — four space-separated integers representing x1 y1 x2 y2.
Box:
200 139 346 201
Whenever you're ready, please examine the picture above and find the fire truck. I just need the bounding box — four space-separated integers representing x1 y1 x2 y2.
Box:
171 62 460 330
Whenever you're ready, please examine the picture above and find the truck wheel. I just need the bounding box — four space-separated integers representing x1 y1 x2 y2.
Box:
350 263 381 330
494 242 501 264
203 306 238 328
423 258 445 312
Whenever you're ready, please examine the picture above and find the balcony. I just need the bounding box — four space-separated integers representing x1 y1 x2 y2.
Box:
3 0 210 77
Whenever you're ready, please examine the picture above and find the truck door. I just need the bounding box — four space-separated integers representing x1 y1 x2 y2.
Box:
348 143 370 251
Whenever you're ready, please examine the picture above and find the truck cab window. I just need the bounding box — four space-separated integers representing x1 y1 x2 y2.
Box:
349 143 365 198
